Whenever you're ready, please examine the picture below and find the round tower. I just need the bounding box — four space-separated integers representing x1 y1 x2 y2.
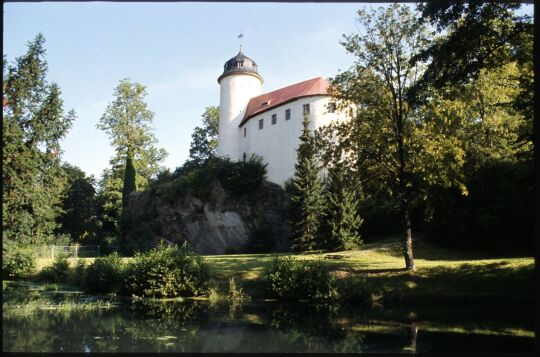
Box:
217 49 263 160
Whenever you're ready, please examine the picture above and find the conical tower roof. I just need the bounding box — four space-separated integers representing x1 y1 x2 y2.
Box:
217 48 263 84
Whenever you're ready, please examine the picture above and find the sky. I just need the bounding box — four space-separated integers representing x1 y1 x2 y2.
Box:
3 2 533 180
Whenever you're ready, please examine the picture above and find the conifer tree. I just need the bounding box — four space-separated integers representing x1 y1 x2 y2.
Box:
122 149 137 209
321 164 363 251
289 115 325 252
3 34 75 245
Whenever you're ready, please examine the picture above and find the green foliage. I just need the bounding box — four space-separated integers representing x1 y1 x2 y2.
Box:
122 243 210 298
3 33 75 245
83 253 124 293
122 149 137 209
426 159 533 253
2 241 36 279
159 156 267 200
321 165 363 251
289 115 325 252
186 106 219 168
38 254 71 283
413 3 533 121
264 257 338 301
57 163 97 243
96 79 168 249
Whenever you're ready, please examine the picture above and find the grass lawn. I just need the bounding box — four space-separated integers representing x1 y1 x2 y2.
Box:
36 238 534 306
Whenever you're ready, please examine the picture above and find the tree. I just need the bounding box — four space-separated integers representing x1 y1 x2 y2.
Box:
187 106 219 167
57 163 97 243
96 79 168 240
321 164 363 251
3 34 75 245
289 115 325 252
412 2 533 140
122 149 137 209
329 5 468 270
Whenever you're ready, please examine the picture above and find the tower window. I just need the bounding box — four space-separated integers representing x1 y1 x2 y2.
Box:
285 109 291 120
303 104 310 115
244 127 247 137
259 118 264 129
237 61 244 68
243 152 247 162
271 114 277 125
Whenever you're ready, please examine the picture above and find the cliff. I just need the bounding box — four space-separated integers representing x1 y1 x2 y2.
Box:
123 178 290 255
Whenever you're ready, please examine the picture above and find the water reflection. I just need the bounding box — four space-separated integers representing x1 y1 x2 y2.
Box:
2 282 534 353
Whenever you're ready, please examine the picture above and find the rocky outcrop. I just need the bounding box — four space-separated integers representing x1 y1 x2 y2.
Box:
124 179 290 254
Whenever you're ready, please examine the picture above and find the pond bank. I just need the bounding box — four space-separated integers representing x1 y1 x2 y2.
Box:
32 240 534 307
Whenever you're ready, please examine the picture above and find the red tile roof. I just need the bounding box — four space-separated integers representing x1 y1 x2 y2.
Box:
239 77 329 127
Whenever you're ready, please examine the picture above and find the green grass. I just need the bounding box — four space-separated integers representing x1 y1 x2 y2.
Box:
35 239 534 306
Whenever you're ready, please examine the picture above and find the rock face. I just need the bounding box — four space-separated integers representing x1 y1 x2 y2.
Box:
124 180 290 254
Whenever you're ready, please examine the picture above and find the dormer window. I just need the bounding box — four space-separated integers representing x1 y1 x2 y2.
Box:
261 101 270 107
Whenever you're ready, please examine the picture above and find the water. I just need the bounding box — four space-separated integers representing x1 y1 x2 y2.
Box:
2 281 534 353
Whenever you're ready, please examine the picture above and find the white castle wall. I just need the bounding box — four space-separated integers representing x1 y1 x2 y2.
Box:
218 74 262 160
238 96 347 186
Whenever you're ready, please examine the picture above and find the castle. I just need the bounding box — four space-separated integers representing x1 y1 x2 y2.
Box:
217 49 348 186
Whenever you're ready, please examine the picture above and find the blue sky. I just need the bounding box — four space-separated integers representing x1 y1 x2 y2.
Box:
3 2 533 180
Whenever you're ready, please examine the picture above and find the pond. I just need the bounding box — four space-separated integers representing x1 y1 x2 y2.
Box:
2 281 534 353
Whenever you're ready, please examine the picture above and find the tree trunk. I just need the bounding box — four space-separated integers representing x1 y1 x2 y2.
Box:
403 203 415 270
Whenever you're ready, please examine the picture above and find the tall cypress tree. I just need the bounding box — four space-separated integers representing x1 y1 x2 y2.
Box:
289 115 325 252
321 164 363 251
122 149 137 210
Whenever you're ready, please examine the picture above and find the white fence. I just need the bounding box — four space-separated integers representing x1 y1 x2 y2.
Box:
33 245 100 259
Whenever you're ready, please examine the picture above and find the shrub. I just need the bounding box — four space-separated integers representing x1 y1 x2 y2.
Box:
69 259 88 287
83 253 124 293
122 242 209 298
2 241 36 280
158 156 267 201
38 253 71 283
264 257 338 301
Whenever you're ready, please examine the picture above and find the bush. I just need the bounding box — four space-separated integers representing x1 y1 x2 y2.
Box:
158 156 267 201
264 257 338 301
83 253 124 293
38 253 71 283
69 259 88 287
2 241 36 280
122 242 209 298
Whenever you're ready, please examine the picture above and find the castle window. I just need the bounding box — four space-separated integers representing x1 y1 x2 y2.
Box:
244 127 247 137
259 118 264 129
303 104 310 115
271 114 277 125
243 152 247 162
285 109 291 120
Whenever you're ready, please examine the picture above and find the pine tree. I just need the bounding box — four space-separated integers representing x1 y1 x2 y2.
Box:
289 115 325 252
321 165 363 251
3 34 75 245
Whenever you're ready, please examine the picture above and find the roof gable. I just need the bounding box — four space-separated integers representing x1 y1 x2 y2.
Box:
239 77 329 127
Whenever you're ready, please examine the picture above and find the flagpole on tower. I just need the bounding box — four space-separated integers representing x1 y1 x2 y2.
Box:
238 33 244 52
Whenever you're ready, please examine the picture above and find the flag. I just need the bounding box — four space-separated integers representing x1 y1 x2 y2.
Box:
238 33 244 38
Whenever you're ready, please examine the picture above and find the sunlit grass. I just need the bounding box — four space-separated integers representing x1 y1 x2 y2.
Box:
33 239 534 305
